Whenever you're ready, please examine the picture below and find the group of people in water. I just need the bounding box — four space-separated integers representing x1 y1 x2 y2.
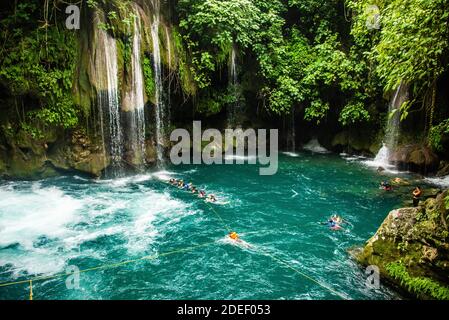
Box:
169 178 243 242
379 177 423 207
324 178 424 231
169 175 423 236
168 178 218 203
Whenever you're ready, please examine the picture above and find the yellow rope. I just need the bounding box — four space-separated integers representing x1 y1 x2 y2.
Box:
204 201 232 233
257 247 349 300
0 241 217 289
29 280 33 301
165 180 232 232
163 178 349 299
1 179 349 300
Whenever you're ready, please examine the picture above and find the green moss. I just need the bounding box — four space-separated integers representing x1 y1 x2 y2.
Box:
172 27 196 96
386 261 449 300
143 57 156 103
116 38 126 92
0 157 5 174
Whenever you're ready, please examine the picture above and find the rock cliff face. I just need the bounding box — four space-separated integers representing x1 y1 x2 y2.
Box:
354 190 449 299
0 0 175 179
0 127 158 179
390 144 440 174
0 127 107 178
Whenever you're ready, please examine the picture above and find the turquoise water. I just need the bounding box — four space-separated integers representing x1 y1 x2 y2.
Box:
0 153 410 300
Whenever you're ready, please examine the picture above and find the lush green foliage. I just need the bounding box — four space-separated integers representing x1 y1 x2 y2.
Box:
349 0 449 133
386 261 449 300
178 0 374 124
143 57 156 99
178 0 263 88
1 0 449 153
429 119 449 152
0 1 79 135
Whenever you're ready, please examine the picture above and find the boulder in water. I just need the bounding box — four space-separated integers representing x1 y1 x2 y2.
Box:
331 130 381 156
437 161 449 177
354 190 449 299
390 144 439 174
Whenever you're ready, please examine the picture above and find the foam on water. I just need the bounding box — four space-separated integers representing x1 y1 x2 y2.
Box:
361 158 401 174
223 154 258 161
0 156 405 299
123 191 190 254
153 170 176 181
0 185 82 250
0 176 192 276
282 151 301 157
302 139 329 154
425 175 449 188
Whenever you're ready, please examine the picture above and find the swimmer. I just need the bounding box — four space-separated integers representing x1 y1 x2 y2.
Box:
393 177 402 184
327 219 342 231
229 231 239 241
412 186 422 207
380 181 392 191
198 190 206 198
331 215 343 224
206 194 217 203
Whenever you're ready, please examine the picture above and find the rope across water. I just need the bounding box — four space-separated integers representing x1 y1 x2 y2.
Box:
0 178 350 300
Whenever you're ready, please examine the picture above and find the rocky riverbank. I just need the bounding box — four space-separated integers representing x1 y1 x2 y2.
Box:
353 189 449 300
0 127 157 179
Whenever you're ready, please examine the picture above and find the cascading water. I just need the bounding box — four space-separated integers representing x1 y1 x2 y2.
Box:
289 110 296 152
227 45 239 127
93 18 123 176
127 12 147 166
373 82 405 168
165 25 172 129
150 0 165 165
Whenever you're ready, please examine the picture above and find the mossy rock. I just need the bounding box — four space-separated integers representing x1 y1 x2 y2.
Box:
355 190 449 299
331 130 380 155
0 156 6 175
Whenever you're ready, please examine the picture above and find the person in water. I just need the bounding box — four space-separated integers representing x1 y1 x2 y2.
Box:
198 190 206 198
331 214 343 224
206 194 217 203
412 186 422 207
393 177 402 184
327 219 342 231
229 231 239 241
191 186 198 194
380 181 392 191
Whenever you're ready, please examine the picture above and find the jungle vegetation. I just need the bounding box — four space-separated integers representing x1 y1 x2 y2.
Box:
0 0 448 153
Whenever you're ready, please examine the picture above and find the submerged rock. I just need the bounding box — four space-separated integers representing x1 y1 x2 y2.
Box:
354 190 449 299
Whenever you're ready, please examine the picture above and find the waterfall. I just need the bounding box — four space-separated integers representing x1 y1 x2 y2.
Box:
127 12 146 166
373 82 405 167
290 110 296 152
165 26 172 70
165 25 172 129
150 0 165 164
93 23 123 176
227 45 239 127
